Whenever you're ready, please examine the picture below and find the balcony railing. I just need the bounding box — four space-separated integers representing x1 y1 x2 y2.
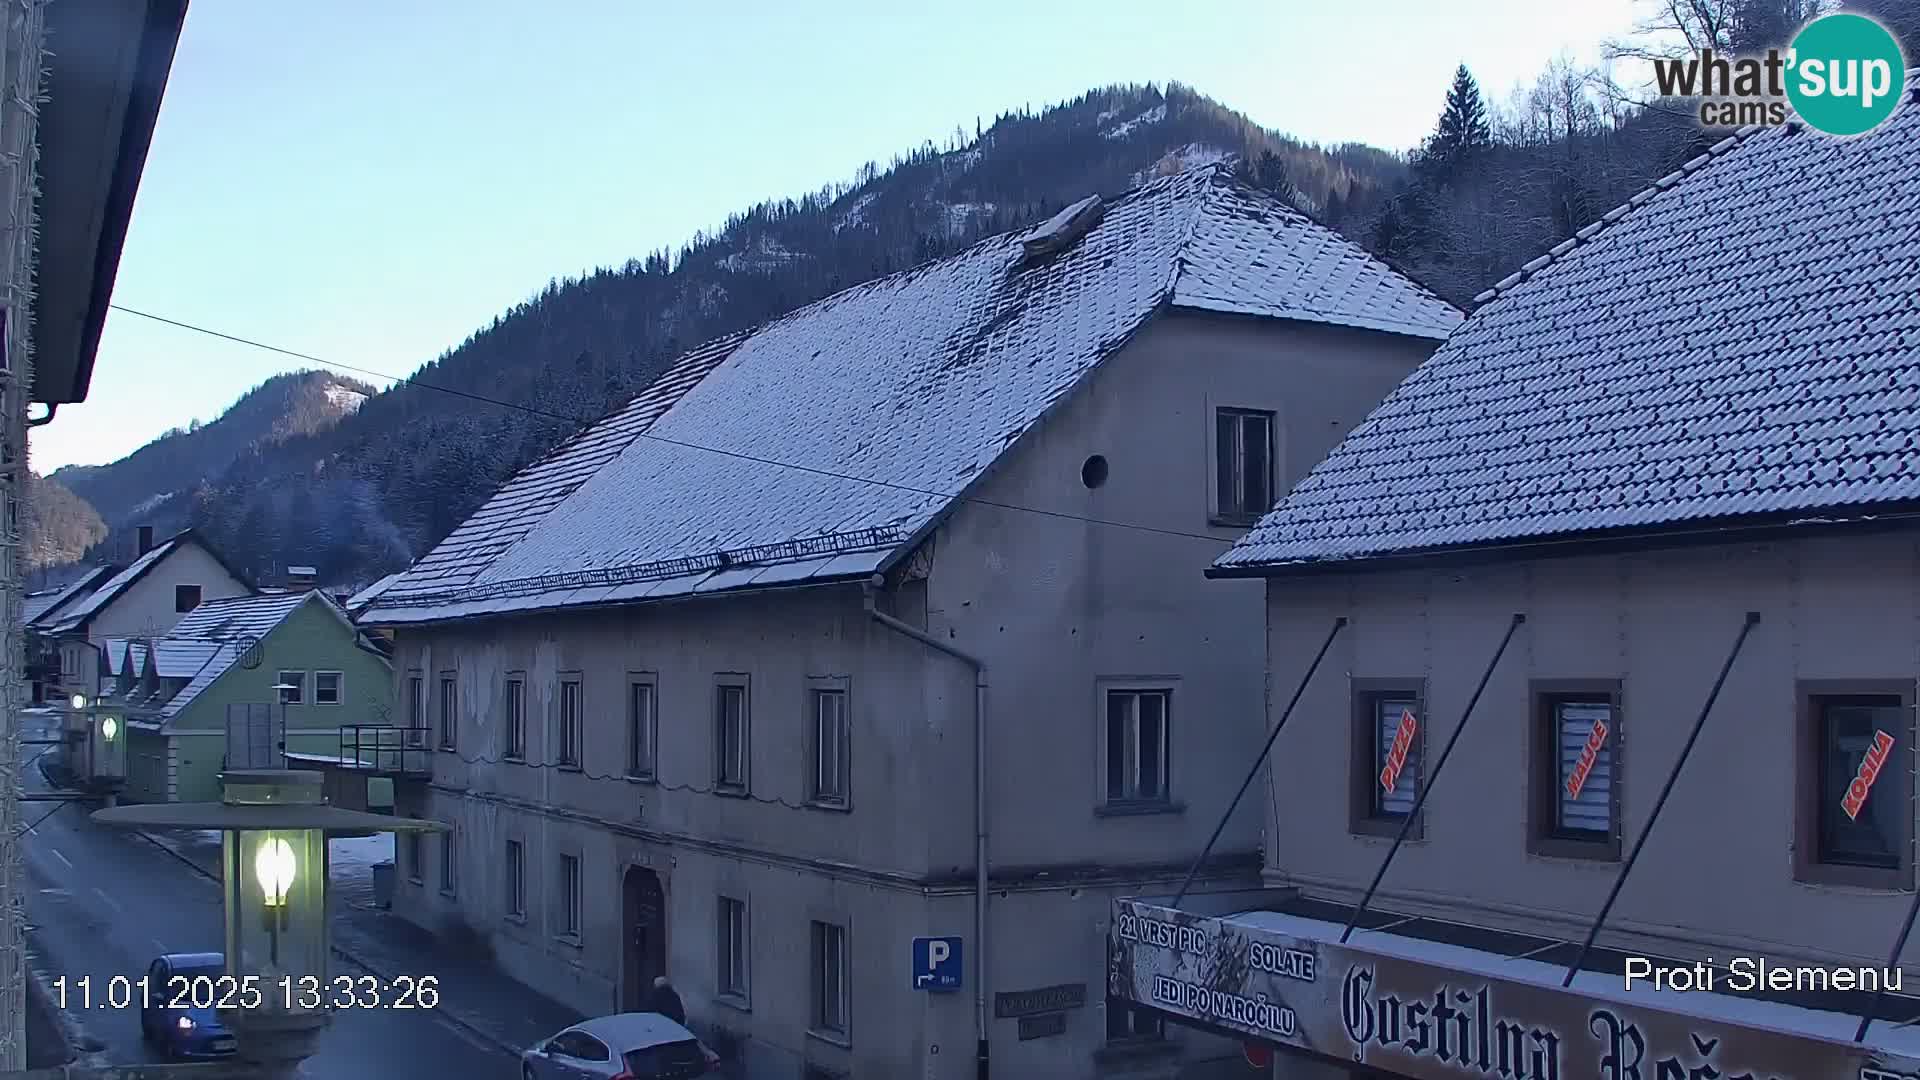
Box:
338 724 433 777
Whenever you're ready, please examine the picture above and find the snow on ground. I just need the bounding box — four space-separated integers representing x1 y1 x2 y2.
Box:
832 191 878 233
945 202 996 238
717 235 807 273
1135 144 1236 185
330 833 392 874
1102 103 1166 140
324 384 369 412
1096 106 1121 124
128 492 171 517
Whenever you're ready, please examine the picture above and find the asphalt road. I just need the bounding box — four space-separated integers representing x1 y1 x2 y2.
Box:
19 711 515 1079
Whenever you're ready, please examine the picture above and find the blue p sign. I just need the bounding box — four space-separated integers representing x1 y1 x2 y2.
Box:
912 936 963 991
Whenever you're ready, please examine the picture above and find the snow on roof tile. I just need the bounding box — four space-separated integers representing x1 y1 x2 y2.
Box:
150 639 227 678
345 572 403 613
1216 98 1920 572
47 538 182 633
170 591 310 641
158 643 248 721
370 167 1461 623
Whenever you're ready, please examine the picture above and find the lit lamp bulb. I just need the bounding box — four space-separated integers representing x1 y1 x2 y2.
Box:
69 694 86 711
256 836 298 938
100 716 118 742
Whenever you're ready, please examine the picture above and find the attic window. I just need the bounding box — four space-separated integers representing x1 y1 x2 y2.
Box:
175 585 202 613
1019 195 1104 266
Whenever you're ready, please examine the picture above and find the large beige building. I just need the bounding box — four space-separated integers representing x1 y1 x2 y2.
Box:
365 167 1462 1079
1113 86 1920 1080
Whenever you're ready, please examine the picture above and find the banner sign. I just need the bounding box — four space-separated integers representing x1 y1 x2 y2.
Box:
1843 730 1896 820
1566 719 1610 801
1381 708 1417 794
1108 899 1920 1080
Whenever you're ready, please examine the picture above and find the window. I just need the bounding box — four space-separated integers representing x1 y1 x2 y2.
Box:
1351 679 1425 838
1797 681 1915 889
1530 682 1623 860
558 676 582 768
174 584 202 613
809 681 849 808
717 895 749 1002
1107 1003 1166 1042
1213 407 1275 523
276 671 305 706
505 839 525 920
810 920 848 1040
406 674 426 748
628 676 657 780
504 677 526 761
550 1032 609 1062
558 854 582 938
1104 688 1172 806
439 830 457 897
715 677 750 793
438 673 457 750
405 831 424 885
314 671 343 706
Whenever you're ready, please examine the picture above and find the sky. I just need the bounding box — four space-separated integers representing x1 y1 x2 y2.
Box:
33 0 1646 472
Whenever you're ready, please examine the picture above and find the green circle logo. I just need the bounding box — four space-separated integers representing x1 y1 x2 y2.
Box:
1785 13 1908 136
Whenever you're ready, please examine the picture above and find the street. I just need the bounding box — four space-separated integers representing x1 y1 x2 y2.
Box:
19 712 515 1078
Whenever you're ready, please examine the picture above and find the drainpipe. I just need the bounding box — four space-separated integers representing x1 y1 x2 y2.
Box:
863 577 990 1080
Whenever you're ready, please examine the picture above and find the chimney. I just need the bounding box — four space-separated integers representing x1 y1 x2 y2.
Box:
136 526 154 556
286 565 318 591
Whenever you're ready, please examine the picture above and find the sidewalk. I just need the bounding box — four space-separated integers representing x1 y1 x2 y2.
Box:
141 828 584 1058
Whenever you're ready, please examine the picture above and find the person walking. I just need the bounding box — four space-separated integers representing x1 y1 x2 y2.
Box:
646 975 686 1026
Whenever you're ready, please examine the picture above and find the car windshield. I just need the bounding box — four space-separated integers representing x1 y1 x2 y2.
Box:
623 1039 705 1076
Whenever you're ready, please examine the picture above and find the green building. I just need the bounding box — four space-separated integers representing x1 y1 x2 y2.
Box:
110 590 395 805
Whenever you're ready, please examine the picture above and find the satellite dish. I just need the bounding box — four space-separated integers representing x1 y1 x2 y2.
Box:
238 635 262 669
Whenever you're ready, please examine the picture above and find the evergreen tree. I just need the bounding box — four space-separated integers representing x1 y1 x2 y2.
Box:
1418 65 1492 183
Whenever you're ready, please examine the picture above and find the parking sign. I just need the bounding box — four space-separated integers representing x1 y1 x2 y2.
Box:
912 936 963 991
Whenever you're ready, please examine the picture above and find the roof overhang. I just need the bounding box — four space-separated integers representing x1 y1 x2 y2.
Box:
35 0 188 405
1207 504 1920 580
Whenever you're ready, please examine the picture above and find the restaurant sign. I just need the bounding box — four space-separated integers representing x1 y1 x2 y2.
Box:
1109 898 1920 1080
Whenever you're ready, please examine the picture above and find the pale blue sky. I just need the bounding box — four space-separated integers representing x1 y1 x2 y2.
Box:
36 0 1642 471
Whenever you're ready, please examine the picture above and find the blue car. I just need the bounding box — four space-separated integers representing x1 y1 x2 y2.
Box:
138 953 237 1058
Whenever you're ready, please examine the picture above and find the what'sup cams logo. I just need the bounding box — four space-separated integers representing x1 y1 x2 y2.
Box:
1652 12 1908 136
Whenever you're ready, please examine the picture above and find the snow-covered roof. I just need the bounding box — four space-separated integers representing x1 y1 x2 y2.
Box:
47 538 182 633
158 642 248 721
369 166 1461 626
149 639 227 678
25 565 117 630
170 591 312 641
1217 91 1920 573
345 572 403 614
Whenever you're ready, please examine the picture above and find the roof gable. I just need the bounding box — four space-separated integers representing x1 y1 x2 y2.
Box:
1217 91 1920 573
47 529 254 634
372 168 1458 624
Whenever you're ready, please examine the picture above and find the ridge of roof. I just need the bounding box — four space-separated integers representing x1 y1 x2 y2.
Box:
1469 124 1771 308
1471 79 1920 309
369 166 1461 625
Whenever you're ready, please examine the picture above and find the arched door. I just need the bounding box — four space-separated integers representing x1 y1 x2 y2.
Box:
621 866 667 1012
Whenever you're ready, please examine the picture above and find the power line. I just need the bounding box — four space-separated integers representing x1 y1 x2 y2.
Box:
110 304 1238 547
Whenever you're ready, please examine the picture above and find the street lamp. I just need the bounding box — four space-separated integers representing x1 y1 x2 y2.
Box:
98 714 117 742
92 769 447 1079
69 692 86 711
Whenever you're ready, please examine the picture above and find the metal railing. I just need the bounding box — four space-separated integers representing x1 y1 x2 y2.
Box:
338 724 433 776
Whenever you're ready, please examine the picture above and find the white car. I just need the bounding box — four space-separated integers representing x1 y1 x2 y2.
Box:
522 1012 719 1080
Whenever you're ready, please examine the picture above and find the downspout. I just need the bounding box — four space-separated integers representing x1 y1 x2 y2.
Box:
862 576 990 1080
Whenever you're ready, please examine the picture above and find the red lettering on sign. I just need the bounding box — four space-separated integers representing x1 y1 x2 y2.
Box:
1843 730 1896 820
1380 709 1417 795
1565 719 1610 801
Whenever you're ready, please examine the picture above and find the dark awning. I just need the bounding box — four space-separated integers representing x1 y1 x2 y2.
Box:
34 0 188 405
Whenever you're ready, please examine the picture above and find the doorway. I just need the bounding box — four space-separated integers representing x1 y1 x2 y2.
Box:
621 866 667 1012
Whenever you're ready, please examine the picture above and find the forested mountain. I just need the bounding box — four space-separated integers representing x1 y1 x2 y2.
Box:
20 473 106 572
43 370 373 566
52 0 1920 589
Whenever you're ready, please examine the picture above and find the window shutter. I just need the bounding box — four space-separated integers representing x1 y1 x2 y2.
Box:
1376 699 1418 815
1556 702 1613 832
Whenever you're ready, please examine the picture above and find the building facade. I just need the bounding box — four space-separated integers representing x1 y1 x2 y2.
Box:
1112 83 1920 1080
369 168 1461 1079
